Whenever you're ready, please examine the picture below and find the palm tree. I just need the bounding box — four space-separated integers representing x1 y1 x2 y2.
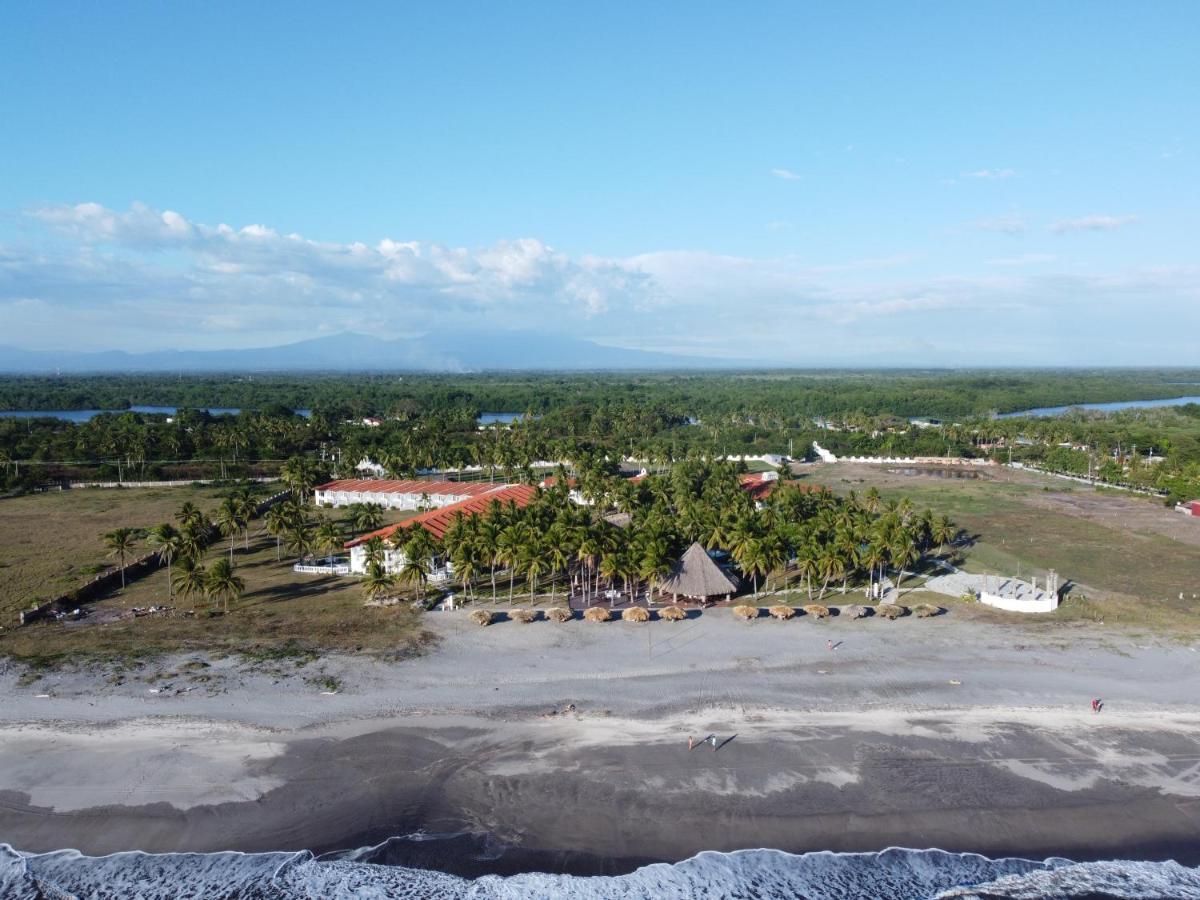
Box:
281 456 318 501
862 541 888 601
815 548 845 602
931 514 956 558
179 522 209 565
175 501 205 529
264 502 298 561
284 519 315 561
214 496 244 564
399 554 428 603
349 502 384 534
173 558 208 607
104 527 138 589
362 560 396 602
314 519 344 567
890 531 918 597
147 523 182 600
205 557 244 614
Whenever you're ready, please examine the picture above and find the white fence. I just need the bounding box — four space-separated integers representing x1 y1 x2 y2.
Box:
293 562 351 575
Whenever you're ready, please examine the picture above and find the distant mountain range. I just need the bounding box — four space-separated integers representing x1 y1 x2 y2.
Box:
0 331 752 373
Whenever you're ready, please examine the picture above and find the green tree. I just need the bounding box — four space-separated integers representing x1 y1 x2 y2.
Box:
104 527 139 589
205 557 245 614
146 523 182 601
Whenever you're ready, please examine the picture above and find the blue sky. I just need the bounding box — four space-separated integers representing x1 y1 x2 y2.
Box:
1 2 1197 364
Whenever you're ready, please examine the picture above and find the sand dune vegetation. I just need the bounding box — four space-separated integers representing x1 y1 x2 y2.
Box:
768 604 795 620
877 604 906 620
546 607 573 623
510 609 538 624
583 607 611 623
469 609 495 627
660 605 687 622
732 604 759 621
802 604 830 619
621 606 651 623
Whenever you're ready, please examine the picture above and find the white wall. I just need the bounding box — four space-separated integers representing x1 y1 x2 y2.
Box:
979 591 1059 613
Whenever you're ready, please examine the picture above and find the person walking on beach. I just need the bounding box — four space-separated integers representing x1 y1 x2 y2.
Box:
827 639 833 651
709 735 719 751
688 736 695 750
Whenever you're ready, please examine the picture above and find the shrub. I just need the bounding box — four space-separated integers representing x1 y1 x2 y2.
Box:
469 610 495 627
802 604 830 619
583 607 611 623
768 605 795 620
660 605 687 622
546 607 573 623
732 604 759 621
877 604 906 620
622 606 651 623
959 591 978 604
510 609 538 624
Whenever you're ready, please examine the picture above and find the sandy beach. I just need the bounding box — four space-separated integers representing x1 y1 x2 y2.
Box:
4 613 1200 872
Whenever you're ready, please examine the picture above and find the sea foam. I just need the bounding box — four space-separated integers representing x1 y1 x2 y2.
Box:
5 841 1200 899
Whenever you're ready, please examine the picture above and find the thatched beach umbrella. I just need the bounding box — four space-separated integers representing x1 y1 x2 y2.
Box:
546 607 573 623
913 603 942 618
844 604 871 619
768 604 795 621
583 607 612 623
660 605 687 622
470 609 495 627
802 604 830 619
622 606 651 623
877 604 906 620
511 609 538 624
732 604 759 621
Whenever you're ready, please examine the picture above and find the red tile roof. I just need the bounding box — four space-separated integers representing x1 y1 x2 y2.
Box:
315 478 500 497
345 484 539 546
739 473 778 502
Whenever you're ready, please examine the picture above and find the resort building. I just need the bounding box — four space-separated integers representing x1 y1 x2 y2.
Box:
739 470 779 506
343 484 538 577
313 478 503 510
1175 500 1200 518
659 542 741 604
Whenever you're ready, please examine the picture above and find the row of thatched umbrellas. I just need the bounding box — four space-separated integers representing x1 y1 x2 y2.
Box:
467 602 941 626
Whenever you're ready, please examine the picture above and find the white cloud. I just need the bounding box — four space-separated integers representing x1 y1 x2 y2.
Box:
1050 214 1139 234
973 214 1027 235
965 168 1017 180
4 201 1199 364
770 167 801 181
985 253 1057 267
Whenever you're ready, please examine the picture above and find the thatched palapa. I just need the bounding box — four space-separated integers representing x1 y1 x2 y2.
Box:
732 604 759 621
622 606 651 623
803 604 830 619
844 604 871 619
877 604 906 620
660 605 687 622
583 607 612 623
510 609 538 624
913 603 942 618
768 605 795 620
546 607 573 623
659 542 740 602
470 610 495 626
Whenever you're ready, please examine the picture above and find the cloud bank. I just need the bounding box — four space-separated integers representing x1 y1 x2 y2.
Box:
2 202 1196 365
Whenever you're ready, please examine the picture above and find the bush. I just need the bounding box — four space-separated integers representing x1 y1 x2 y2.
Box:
959 591 978 604
510 609 538 623
622 606 651 623
546 607 573 623
768 604 795 620
732 604 759 621
469 610 495 627
802 604 830 619
877 604 906 620
660 605 687 622
583 607 611 623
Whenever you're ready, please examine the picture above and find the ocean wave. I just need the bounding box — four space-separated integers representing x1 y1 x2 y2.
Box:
4 840 1200 899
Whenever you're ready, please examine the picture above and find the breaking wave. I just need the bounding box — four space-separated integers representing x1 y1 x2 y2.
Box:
4 839 1200 899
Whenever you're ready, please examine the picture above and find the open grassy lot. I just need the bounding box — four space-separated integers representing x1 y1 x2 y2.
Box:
0 485 229 623
0 508 429 667
822 463 1200 630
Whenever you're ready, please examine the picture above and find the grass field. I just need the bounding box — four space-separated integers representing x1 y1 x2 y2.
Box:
821 463 1200 630
0 485 230 623
0 490 428 666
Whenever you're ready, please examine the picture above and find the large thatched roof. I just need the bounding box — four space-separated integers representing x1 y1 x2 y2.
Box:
660 542 740 599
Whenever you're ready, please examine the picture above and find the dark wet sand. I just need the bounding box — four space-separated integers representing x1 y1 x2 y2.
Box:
4 717 1200 875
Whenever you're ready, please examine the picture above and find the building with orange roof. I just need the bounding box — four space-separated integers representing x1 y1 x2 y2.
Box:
344 484 538 576
314 478 502 510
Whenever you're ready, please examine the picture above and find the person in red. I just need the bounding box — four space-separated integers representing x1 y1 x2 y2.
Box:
1091 698 1100 713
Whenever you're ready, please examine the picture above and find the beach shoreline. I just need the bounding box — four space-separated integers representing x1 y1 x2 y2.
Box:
4 615 1200 873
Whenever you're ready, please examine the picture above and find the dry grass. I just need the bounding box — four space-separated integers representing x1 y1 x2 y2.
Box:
510 609 538 624
660 605 687 621
802 604 830 619
470 609 495 626
0 485 229 623
732 604 759 621
621 606 651 623
768 604 795 620
913 603 943 618
583 607 611 623
546 607 573 623
877 604 906 620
